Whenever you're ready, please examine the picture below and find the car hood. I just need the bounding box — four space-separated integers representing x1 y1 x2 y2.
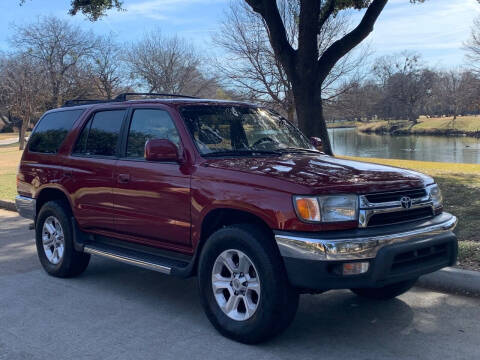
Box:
203 153 433 194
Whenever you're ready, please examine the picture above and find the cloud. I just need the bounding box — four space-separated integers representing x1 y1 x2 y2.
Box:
369 0 480 57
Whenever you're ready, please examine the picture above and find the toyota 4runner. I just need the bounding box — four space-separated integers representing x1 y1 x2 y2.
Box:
16 93 458 344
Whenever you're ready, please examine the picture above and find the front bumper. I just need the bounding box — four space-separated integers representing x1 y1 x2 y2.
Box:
275 212 458 291
15 195 36 220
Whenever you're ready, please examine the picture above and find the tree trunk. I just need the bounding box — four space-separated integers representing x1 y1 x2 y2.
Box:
287 104 296 124
19 118 27 151
294 88 333 155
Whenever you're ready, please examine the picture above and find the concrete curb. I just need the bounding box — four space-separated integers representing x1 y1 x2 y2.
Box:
417 267 480 297
0 200 16 212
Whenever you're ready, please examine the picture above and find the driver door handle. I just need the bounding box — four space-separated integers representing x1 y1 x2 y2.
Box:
117 174 130 184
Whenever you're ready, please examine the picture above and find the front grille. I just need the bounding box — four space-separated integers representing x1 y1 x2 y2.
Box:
390 243 449 274
365 188 427 203
368 207 434 227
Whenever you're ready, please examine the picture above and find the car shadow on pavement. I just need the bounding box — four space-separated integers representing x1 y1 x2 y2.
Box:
69 257 416 347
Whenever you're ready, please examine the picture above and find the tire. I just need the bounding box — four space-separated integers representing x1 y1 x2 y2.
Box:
350 278 418 300
198 224 299 344
35 200 90 278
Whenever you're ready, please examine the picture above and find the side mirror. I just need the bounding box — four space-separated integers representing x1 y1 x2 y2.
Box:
145 139 180 162
310 137 323 151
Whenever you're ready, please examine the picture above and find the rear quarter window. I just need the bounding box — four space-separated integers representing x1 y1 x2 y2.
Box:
28 109 85 153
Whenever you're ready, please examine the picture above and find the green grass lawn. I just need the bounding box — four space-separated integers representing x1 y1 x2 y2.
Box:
0 144 22 202
414 116 480 133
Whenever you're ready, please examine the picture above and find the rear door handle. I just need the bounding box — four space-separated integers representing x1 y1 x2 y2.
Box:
117 174 130 184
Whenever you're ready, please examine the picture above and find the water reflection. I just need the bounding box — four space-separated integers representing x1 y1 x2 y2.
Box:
329 128 480 164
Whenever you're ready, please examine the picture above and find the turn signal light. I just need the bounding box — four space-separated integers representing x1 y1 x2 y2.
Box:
294 197 320 222
342 262 369 276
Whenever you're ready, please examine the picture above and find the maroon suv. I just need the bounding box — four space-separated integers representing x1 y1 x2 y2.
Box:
16 93 458 343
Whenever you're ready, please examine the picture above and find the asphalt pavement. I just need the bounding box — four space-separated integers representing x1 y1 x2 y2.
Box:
1 208 479 360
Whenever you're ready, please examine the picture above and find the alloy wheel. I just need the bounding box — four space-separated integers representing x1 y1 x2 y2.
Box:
211 249 261 321
42 216 65 265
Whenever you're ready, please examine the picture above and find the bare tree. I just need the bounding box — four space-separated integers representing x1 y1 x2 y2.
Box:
20 1 430 155
11 16 99 108
88 34 124 99
125 30 217 97
214 1 296 120
373 53 434 122
214 1 369 123
465 16 480 75
0 54 46 149
430 70 479 120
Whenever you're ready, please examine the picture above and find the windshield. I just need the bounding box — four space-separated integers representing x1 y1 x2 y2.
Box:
180 105 316 156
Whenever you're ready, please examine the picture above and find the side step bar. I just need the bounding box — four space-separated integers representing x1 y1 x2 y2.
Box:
84 245 174 275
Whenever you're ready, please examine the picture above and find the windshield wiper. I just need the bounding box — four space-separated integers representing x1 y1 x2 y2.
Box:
277 147 321 154
202 149 282 157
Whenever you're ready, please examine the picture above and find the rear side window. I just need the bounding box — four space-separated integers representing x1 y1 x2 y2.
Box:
28 109 84 153
126 109 180 158
73 110 125 157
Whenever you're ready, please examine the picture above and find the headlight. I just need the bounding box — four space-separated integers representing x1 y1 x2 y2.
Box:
428 184 443 209
294 195 358 223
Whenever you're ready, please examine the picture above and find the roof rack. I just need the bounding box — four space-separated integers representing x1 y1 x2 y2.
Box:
114 92 198 101
62 92 198 107
62 99 115 107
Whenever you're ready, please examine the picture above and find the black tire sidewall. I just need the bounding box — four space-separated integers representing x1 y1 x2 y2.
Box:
36 201 75 276
198 225 296 343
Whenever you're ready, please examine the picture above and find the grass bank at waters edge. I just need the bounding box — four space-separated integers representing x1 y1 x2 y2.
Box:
326 120 361 129
358 116 480 137
342 156 480 271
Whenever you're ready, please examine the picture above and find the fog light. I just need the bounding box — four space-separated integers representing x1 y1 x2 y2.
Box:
342 262 369 276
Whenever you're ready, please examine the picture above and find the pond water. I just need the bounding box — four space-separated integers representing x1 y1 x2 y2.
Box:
328 127 480 164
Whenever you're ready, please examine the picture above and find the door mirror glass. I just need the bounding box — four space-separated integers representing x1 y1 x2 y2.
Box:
145 139 179 162
310 137 323 151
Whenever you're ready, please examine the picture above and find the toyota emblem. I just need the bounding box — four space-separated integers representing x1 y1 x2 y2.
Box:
400 196 412 209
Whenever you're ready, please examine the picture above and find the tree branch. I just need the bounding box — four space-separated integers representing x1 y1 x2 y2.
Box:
245 0 296 79
317 0 387 84
318 0 336 32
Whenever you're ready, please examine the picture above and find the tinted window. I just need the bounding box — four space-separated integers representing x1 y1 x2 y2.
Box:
73 110 125 156
29 109 84 153
126 109 180 158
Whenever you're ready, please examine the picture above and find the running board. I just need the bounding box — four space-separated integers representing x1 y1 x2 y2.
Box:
84 244 176 275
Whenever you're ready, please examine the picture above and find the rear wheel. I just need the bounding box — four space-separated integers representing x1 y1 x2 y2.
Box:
36 200 90 278
198 224 299 344
350 278 418 300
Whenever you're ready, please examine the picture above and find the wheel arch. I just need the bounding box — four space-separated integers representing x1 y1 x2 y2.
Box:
190 207 278 276
35 186 73 217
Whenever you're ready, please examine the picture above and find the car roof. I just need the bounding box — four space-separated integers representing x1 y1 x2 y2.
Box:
45 98 258 115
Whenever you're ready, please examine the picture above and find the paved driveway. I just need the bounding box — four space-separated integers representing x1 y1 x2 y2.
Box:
1 208 479 360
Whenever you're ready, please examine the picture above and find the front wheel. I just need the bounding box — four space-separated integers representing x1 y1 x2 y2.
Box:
350 278 418 300
198 224 299 344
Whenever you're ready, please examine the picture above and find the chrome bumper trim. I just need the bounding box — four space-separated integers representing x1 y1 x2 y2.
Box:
275 214 457 261
15 195 36 220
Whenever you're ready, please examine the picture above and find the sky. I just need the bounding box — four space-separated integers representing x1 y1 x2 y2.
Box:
0 0 479 69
